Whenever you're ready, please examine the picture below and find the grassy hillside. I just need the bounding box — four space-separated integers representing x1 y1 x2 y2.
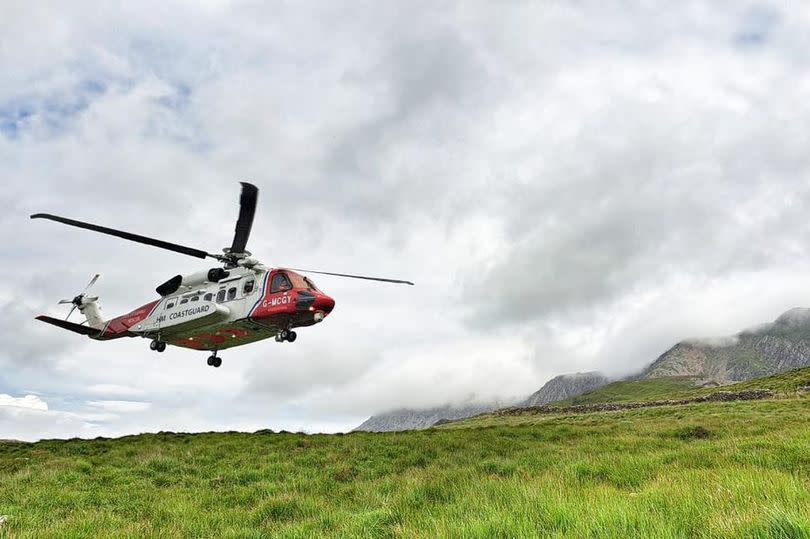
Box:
554 376 701 405
553 366 810 407
2 390 809 537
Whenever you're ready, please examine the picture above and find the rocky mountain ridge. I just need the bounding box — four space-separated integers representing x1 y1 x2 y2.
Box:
643 308 810 383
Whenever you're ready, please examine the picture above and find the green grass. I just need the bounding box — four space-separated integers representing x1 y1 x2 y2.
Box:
555 377 702 405
722 367 810 393
1 375 809 537
553 366 810 407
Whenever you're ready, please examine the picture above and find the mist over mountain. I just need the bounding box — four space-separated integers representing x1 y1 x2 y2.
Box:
354 403 499 433
643 308 810 383
354 373 610 432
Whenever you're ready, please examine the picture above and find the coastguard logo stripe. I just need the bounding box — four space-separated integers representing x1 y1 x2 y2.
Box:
146 300 161 318
248 271 271 319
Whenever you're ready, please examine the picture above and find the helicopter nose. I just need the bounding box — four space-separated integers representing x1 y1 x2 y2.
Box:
317 294 335 314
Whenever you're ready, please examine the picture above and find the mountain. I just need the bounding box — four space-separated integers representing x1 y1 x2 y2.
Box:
354 373 611 431
643 308 810 383
355 308 810 431
520 372 610 407
354 403 497 432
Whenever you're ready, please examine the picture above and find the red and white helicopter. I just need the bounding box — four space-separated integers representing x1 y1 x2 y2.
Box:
31 183 413 367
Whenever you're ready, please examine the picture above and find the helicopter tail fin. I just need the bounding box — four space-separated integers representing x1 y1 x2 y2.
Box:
35 315 103 337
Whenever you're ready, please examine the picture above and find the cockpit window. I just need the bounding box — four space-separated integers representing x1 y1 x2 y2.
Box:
288 272 317 291
271 273 292 293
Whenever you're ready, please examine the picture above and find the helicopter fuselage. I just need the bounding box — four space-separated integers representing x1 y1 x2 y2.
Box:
93 266 335 351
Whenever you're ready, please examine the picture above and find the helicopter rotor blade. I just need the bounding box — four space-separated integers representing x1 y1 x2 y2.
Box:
30 214 214 260
283 268 414 286
229 182 258 255
58 299 73 305
82 273 100 293
65 304 77 320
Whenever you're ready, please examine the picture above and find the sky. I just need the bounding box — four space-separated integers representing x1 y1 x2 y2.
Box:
2 1 810 441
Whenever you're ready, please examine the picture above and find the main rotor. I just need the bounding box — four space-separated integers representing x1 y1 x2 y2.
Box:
31 182 413 286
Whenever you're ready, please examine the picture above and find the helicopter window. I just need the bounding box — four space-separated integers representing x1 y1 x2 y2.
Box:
180 298 189 305
227 287 237 301
166 297 177 309
190 295 199 302
304 277 319 292
271 273 292 293
216 289 226 303
204 293 213 302
243 278 255 295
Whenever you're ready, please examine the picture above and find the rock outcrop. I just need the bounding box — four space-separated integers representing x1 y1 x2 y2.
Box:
520 372 610 408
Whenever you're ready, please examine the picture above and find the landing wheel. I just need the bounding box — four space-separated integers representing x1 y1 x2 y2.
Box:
149 339 158 351
156 341 166 353
207 354 222 368
275 329 296 342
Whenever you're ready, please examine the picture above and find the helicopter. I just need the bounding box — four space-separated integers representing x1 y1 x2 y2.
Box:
30 182 413 368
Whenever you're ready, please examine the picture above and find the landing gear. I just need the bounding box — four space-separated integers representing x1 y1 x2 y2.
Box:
150 339 166 352
275 329 297 343
207 352 222 368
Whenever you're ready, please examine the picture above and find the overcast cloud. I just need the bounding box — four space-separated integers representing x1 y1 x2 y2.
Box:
2 1 810 440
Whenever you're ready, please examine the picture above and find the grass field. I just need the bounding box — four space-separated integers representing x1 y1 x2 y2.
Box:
1 371 809 537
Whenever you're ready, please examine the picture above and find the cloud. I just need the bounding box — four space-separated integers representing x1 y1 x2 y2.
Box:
84 384 147 398
0 297 81 371
0 394 48 411
85 400 152 413
0 394 101 441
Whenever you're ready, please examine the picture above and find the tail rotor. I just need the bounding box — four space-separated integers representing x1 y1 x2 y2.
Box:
59 274 101 321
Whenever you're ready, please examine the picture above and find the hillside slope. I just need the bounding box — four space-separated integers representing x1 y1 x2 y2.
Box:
447 366 810 429
553 366 810 408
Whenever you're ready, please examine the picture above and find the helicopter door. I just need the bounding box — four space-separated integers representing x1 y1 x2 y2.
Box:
265 272 294 317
